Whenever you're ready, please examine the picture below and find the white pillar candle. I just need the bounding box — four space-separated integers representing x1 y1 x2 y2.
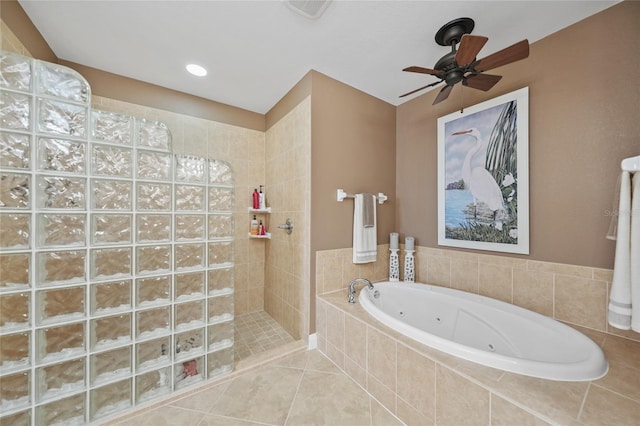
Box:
390 232 399 249
405 236 414 251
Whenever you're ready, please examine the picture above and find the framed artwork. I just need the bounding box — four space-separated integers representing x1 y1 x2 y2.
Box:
437 87 529 254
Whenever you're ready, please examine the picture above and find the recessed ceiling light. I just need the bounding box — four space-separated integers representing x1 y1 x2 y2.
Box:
186 63 207 77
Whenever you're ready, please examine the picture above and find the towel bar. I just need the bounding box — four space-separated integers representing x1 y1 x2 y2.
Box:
337 189 388 204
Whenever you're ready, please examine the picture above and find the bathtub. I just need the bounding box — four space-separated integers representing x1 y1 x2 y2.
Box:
358 281 608 381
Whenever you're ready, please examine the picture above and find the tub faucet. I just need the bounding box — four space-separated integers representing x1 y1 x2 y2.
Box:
348 278 373 304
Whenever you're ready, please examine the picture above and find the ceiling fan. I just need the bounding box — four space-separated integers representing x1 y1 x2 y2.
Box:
400 17 529 104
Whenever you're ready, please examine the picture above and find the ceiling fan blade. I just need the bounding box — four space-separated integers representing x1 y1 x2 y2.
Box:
455 35 488 66
463 73 502 91
474 39 529 72
403 66 441 76
399 80 443 98
433 85 453 105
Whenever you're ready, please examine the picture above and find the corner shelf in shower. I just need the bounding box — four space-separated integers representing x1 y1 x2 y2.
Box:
248 207 271 239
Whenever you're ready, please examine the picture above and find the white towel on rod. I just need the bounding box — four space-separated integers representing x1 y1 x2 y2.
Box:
608 171 640 331
353 193 377 264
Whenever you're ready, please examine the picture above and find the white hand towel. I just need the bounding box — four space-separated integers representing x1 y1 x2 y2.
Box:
630 172 640 332
353 193 377 264
608 171 632 329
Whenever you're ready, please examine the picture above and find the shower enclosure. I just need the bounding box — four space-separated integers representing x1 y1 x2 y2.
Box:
0 51 235 424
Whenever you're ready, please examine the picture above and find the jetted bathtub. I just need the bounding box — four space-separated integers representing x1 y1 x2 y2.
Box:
359 281 608 381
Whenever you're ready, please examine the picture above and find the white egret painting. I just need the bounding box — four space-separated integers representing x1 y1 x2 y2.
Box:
437 87 529 254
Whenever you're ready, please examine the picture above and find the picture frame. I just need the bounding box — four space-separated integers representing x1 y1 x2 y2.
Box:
437 87 529 254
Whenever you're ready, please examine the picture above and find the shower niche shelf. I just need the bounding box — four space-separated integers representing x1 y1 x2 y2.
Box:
247 207 271 239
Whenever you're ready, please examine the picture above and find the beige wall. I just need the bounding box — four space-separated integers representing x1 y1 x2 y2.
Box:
396 1 640 270
265 96 312 340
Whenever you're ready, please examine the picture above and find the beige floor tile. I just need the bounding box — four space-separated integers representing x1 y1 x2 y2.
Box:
580 384 640 426
198 413 272 425
113 406 204 426
208 365 303 424
303 349 343 374
285 370 371 426
170 381 231 412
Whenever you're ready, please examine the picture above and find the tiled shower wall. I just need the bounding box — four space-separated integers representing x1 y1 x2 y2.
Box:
264 97 311 340
0 51 236 424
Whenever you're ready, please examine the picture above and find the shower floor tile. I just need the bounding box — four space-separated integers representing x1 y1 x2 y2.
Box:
234 311 295 362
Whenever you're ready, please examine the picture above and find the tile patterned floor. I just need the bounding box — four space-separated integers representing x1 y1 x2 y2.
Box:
234 311 296 362
111 350 404 426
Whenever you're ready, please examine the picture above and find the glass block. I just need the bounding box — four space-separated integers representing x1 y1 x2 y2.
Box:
136 275 171 307
136 245 170 275
136 214 171 242
175 214 204 240
175 328 204 360
208 214 234 239
91 144 132 177
0 172 30 209
91 109 132 145
0 253 29 290
0 91 30 130
37 213 86 247
136 150 172 180
0 331 30 372
136 337 170 372
175 155 206 182
37 175 85 209
35 392 85 426
208 294 233 324
92 214 132 245
0 51 32 92
37 137 86 174
91 179 132 210
0 371 30 411
90 313 131 351
90 346 131 386
174 243 205 270
37 286 85 325
208 241 234 267
0 131 30 169
37 98 86 137
136 306 171 339
137 119 171 150
36 61 90 104
175 271 205 301
90 379 131 420
208 267 233 296
36 322 85 363
35 358 85 403
91 279 131 315
208 159 233 185
37 250 85 285
0 409 30 426
208 186 234 212
175 185 205 211
175 300 204 330
136 182 171 211
207 347 233 379
174 356 204 390
0 292 30 332
135 367 171 403
0 213 30 250
90 247 132 279
208 320 234 351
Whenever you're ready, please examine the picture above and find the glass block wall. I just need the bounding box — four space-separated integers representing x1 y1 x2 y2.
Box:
0 51 235 424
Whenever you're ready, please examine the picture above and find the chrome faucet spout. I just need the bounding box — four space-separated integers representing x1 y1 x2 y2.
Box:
348 278 373 304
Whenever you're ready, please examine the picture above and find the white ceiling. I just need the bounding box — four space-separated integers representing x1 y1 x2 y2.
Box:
19 0 618 114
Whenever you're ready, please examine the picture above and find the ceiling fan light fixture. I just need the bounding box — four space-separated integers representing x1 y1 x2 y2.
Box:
186 63 207 77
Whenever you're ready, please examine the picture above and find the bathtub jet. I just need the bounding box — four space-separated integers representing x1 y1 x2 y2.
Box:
358 281 608 381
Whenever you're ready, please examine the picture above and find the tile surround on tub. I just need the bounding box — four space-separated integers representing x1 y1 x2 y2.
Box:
316 245 640 343
317 292 640 425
